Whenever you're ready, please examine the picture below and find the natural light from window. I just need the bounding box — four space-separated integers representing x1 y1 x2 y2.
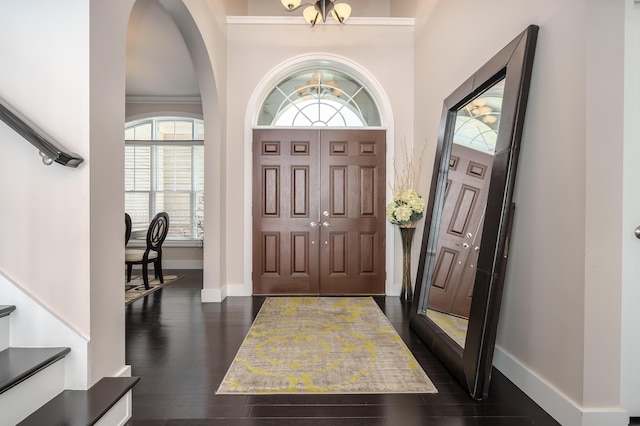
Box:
125 117 204 244
258 69 380 127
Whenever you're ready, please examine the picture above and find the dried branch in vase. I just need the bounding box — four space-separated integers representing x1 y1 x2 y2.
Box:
387 137 427 229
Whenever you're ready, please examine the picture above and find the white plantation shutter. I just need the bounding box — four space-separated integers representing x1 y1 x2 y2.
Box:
125 118 204 242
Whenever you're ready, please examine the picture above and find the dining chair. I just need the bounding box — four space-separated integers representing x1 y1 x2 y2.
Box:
125 212 132 246
125 212 170 290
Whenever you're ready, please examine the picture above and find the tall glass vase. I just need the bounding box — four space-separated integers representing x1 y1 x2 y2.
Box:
399 227 415 302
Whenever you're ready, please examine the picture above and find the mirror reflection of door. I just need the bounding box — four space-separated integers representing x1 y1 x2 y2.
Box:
252 128 386 295
426 79 505 347
427 144 493 315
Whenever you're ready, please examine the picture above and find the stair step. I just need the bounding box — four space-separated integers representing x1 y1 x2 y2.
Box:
0 347 71 394
0 306 13 351
0 305 16 318
18 376 140 426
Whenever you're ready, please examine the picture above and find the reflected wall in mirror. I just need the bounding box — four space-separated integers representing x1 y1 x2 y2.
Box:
410 25 538 400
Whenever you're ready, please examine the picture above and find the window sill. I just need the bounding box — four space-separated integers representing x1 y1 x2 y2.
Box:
127 239 203 249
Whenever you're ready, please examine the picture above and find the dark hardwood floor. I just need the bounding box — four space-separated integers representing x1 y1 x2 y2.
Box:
125 269 560 425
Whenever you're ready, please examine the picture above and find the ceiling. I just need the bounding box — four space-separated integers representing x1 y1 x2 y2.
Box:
126 0 418 101
126 0 200 99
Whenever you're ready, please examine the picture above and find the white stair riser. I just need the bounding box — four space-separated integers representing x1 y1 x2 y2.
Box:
0 315 8 351
95 390 133 426
0 358 65 425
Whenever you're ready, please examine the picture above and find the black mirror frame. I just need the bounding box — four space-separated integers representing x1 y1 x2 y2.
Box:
410 25 538 400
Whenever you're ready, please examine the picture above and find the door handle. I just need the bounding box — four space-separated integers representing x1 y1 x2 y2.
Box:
635 226 640 239
310 221 318 228
322 222 332 228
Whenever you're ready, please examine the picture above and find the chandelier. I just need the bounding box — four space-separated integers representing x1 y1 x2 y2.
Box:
294 72 344 98
281 0 352 27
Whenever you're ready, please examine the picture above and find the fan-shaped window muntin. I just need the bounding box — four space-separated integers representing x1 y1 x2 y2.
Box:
258 68 381 127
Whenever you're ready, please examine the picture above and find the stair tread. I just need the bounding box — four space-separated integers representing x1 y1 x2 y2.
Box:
0 347 71 394
18 376 140 426
0 305 16 318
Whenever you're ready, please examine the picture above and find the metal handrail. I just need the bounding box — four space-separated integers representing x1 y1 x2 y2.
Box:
0 96 84 167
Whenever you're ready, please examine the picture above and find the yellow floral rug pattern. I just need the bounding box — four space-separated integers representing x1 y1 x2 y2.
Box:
216 297 437 394
426 309 469 348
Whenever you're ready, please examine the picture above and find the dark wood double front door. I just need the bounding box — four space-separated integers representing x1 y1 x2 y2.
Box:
252 129 386 295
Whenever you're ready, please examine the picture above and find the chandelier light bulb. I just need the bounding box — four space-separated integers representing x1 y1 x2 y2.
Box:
303 5 319 25
281 0 302 10
331 3 351 23
283 0 352 26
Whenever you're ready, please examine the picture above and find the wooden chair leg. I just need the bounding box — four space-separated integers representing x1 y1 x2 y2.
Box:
155 256 164 284
127 264 133 283
142 263 150 290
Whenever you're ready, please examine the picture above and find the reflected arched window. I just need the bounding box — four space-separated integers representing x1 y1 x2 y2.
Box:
258 69 381 127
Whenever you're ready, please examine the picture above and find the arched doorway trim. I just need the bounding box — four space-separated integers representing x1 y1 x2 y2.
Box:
158 0 223 302
242 53 396 296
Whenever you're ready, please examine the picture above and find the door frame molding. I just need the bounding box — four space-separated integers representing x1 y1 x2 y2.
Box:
236 53 397 297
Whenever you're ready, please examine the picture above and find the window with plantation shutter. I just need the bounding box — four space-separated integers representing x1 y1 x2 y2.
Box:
125 117 204 244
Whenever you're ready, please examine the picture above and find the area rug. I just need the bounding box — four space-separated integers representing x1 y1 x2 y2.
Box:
125 275 181 305
427 309 469 348
216 297 437 394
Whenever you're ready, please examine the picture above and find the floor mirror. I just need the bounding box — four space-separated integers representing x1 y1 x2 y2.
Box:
410 25 539 400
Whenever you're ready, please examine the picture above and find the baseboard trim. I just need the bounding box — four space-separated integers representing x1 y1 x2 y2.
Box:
130 260 203 270
493 346 628 426
201 287 227 303
163 260 203 269
227 283 250 297
116 365 131 378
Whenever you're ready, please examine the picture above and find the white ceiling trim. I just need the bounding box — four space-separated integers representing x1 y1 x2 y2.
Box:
125 95 202 104
226 16 415 26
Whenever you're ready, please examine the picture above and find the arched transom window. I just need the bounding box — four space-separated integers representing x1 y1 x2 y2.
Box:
258 68 381 127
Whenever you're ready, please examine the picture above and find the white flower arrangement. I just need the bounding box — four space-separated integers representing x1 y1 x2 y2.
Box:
387 137 426 228
386 189 425 228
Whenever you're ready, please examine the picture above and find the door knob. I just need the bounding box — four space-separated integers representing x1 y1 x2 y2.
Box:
636 226 640 239
310 221 318 228
322 222 332 228
323 211 330 217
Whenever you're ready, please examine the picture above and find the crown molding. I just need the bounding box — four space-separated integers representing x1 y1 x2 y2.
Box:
226 16 414 26
125 96 202 104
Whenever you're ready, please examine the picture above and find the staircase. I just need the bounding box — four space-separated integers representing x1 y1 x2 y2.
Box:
0 305 138 426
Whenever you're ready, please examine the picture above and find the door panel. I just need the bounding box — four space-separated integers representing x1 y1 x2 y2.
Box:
253 129 385 295
319 130 386 294
427 144 492 317
253 129 320 294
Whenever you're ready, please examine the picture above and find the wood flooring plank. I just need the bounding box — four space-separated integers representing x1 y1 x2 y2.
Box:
125 269 560 426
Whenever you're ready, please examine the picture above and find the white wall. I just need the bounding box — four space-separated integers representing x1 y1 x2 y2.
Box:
248 0 391 17
415 0 626 424
89 0 137 384
0 0 92 339
621 0 640 417
181 0 228 302
0 0 135 387
225 20 414 297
